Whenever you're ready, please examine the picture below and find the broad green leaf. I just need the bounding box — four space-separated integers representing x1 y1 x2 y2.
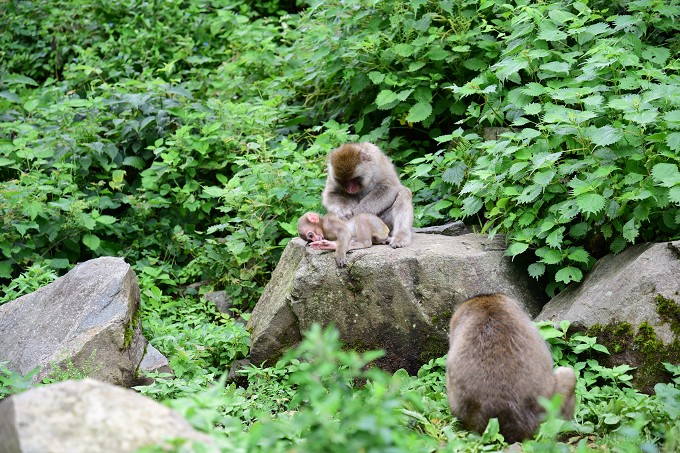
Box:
576 193 606 215
443 163 466 186
0 261 11 279
528 262 546 279
0 157 15 166
95 215 117 225
427 46 449 61
651 163 680 187
624 108 658 125
368 71 384 84
392 43 414 57
406 101 432 123
542 249 563 265
83 234 101 251
505 242 529 257
493 57 529 81
567 249 590 264
540 62 570 74
517 184 542 204
669 186 680 204
23 99 40 112
375 90 398 108
524 103 542 115
667 132 680 151
546 227 565 249
622 218 638 242
461 196 483 217
0 91 21 103
555 266 583 284
537 27 568 42
521 83 546 96
586 125 623 147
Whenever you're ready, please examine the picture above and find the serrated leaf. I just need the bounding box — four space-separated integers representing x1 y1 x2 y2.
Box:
540 62 570 73
546 227 565 249
517 184 542 204
576 193 606 215
528 262 546 279
83 234 101 251
622 218 638 242
493 58 529 82
123 156 145 169
427 46 449 61
524 103 542 115
666 132 680 151
624 108 658 125
521 83 545 96
368 71 385 84
651 163 680 187
586 125 623 147
95 215 117 225
555 266 583 284
461 196 483 217
506 242 529 257
375 90 398 108
392 43 414 57
537 27 568 42
568 248 590 263
406 101 433 123
443 163 466 186
669 186 680 204
542 249 563 265
0 91 21 103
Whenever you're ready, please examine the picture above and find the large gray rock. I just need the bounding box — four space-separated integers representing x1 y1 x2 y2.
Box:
537 241 680 344
248 233 547 374
0 379 211 453
0 257 147 386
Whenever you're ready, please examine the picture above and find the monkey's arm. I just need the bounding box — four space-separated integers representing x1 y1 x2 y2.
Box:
352 183 400 216
309 240 336 250
322 188 357 220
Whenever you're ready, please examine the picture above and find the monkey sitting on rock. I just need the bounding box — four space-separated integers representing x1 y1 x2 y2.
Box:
297 211 390 267
322 142 413 248
446 293 576 443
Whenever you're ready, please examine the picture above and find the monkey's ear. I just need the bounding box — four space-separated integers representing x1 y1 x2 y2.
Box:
307 213 321 223
360 149 372 162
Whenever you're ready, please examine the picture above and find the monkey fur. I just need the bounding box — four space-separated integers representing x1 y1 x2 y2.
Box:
322 142 413 248
446 293 576 443
297 211 390 267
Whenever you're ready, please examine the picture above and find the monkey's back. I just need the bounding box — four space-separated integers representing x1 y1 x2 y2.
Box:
445 294 554 443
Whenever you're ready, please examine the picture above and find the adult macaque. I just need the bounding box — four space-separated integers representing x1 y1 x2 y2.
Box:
297 211 389 267
322 142 413 248
446 293 576 443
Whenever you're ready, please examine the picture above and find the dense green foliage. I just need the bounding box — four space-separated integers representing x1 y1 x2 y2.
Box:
2 0 680 450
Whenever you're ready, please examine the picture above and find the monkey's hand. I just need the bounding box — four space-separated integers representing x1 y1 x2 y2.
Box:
309 240 337 251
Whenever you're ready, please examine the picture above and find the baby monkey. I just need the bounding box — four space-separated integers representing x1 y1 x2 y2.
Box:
297 212 390 267
446 293 576 443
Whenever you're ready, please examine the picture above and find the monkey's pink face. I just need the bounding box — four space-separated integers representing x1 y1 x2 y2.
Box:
345 177 362 194
300 227 324 243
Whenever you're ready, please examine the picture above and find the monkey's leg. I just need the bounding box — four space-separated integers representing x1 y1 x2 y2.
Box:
388 187 413 248
553 367 576 420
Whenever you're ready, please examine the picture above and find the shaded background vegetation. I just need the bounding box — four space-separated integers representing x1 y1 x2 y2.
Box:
2 0 680 450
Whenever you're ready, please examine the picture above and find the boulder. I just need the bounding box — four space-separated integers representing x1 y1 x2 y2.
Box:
0 257 149 386
248 233 547 374
0 378 211 453
537 241 680 344
136 343 173 385
413 220 468 236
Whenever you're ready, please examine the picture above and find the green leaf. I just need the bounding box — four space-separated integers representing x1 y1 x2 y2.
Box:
505 242 529 257
667 132 680 151
95 215 117 225
546 227 565 249
528 262 546 278
392 43 414 57
427 46 449 61
542 249 563 265
406 102 432 123
669 186 680 204
524 103 542 115
624 108 658 125
83 234 101 251
539 62 570 74
576 193 606 215
586 125 622 147
493 57 529 82
567 249 590 264
555 266 583 284
651 163 680 188
622 218 638 242
375 90 398 108
368 71 384 84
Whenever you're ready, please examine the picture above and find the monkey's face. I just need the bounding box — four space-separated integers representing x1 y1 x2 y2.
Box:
336 176 362 194
297 212 325 243
299 225 324 243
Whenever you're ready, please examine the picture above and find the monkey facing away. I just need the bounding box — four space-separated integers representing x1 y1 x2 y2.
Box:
322 142 413 248
446 293 576 443
297 211 390 267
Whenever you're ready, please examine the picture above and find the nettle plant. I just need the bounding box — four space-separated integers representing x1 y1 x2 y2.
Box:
421 0 680 294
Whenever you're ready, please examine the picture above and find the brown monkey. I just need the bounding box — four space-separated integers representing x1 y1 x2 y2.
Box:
446 293 576 443
322 142 413 248
297 211 390 267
